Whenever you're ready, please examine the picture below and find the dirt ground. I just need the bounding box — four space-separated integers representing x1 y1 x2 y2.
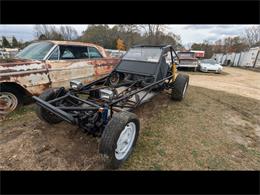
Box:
0 67 260 170
188 67 260 101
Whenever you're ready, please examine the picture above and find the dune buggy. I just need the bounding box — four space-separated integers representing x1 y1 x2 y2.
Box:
33 45 189 169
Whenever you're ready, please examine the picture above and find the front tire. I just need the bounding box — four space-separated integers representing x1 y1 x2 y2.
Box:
171 74 189 101
99 111 140 169
36 88 63 124
0 88 22 115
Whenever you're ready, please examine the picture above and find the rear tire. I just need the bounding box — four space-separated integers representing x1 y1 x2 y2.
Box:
99 111 140 169
171 74 189 101
36 88 63 124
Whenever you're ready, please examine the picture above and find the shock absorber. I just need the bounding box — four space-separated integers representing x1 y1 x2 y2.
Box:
172 62 177 81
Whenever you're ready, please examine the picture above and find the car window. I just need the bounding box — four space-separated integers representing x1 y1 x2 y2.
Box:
48 46 59 60
89 47 103 58
61 48 75 59
16 42 54 60
123 47 162 62
59 45 92 60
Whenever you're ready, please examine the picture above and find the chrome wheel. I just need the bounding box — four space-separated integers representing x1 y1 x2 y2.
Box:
115 122 136 160
0 92 18 115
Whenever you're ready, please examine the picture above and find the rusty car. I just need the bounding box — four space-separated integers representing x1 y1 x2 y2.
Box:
0 40 120 115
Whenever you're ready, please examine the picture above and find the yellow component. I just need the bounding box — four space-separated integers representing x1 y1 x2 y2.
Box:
172 62 177 81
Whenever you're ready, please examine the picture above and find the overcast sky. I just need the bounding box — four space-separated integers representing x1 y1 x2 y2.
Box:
0 25 258 46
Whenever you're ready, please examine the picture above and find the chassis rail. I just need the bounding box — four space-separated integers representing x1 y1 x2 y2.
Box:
33 96 77 124
33 74 173 125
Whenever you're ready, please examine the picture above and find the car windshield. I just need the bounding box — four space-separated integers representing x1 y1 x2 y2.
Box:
202 59 217 64
122 47 162 63
16 42 54 60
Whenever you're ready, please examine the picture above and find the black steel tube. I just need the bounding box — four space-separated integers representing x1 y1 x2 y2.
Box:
47 94 69 104
68 94 101 108
81 75 108 90
110 75 172 105
172 47 180 62
57 107 98 111
112 105 135 109
33 96 76 124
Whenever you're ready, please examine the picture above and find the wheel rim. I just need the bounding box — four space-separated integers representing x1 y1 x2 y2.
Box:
182 82 188 97
0 92 18 115
115 122 136 160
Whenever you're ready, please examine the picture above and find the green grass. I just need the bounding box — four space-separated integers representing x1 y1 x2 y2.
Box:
122 86 260 170
2 105 35 121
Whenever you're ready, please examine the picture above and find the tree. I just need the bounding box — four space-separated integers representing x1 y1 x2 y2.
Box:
39 34 47 40
78 25 183 50
191 40 214 58
116 25 142 49
116 38 126 50
12 36 19 48
60 26 78 40
191 35 249 58
34 25 78 41
2 36 11 48
21 41 32 49
79 25 117 49
213 39 223 53
34 25 53 39
244 26 260 47
139 25 167 45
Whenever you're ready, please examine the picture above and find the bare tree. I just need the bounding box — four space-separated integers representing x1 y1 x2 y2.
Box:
60 26 78 40
117 25 140 33
34 25 78 40
244 26 260 47
139 25 166 36
138 25 167 44
34 25 53 39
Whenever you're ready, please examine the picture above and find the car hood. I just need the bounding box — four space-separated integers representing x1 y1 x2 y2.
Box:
200 63 222 68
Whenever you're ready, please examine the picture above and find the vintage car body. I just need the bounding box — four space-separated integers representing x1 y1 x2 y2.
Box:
0 40 120 114
177 51 199 71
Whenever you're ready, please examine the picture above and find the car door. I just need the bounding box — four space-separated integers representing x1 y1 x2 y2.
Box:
45 44 115 89
87 46 119 80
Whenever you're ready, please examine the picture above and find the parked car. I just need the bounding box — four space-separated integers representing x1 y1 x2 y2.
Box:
0 40 120 115
106 49 126 58
33 45 189 169
0 51 9 59
199 59 223 73
177 51 199 71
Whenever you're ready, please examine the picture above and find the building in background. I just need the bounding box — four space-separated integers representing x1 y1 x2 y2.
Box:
212 47 260 68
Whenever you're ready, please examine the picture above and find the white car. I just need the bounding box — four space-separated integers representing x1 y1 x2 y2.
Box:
199 59 223 73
